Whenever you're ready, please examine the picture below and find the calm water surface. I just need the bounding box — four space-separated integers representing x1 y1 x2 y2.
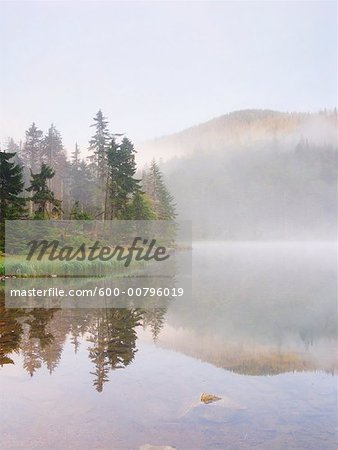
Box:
0 242 337 449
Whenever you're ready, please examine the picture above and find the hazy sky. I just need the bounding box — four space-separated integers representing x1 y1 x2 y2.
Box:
0 0 336 155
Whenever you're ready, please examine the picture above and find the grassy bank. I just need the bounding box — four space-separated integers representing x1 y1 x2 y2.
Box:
0 253 147 278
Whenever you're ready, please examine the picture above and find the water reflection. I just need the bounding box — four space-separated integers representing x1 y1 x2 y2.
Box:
0 242 337 449
1 242 337 384
160 242 337 375
0 294 167 391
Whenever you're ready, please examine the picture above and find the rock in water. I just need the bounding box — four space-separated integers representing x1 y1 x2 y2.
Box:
179 393 247 422
200 393 222 404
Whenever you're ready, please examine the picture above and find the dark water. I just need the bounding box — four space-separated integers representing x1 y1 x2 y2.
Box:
0 242 337 449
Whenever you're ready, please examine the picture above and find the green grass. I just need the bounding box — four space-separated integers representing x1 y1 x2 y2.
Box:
1 253 147 278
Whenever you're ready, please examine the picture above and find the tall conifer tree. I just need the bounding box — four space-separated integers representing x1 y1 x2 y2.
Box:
27 164 61 218
22 123 43 172
143 159 176 220
0 151 26 249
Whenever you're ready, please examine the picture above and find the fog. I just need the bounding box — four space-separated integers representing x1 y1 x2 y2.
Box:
158 241 337 374
141 110 337 240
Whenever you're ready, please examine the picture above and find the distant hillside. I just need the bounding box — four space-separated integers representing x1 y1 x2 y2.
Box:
142 109 337 240
139 109 337 162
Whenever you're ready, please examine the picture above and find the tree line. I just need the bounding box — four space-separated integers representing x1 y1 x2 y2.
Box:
0 110 176 249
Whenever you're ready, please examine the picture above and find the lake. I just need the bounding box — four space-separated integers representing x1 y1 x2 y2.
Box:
0 242 337 449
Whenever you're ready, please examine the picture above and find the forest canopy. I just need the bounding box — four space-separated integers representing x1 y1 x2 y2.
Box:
0 110 176 250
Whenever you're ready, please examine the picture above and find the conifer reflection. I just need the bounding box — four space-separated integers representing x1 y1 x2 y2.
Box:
0 290 167 390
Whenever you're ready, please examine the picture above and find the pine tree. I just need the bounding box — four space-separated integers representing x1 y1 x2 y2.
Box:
124 191 156 220
68 143 83 212
42 124 65 167
6 138 20 156
106 137 140 219
42 124 68 208
7 137 30 189
22 123 43 172
71 142 81 168
88 110 110 178
143 159 176 220
0 152 25 219
6 139 25 177
26 163 61 218
69 159 95 214
88 110 111 217
0 151 26 249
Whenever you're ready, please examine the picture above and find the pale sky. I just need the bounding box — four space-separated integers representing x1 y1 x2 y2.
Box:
0 0 336 155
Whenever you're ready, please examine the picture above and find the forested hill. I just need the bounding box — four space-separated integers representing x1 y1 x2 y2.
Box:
139 109 337 162
1 109 336 242
153 109 337 240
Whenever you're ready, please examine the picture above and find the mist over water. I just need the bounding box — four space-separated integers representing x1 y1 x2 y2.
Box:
145 110 338 241
163 241 337 373
1 241 337 449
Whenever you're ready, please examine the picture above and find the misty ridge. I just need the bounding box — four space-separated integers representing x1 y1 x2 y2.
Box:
141 109 337 240
2 109 336 242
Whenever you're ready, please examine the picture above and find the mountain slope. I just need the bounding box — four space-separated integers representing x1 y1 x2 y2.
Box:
139 109 337 162
145 109 337 240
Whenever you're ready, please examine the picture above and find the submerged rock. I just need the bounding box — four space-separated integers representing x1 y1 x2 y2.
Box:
182 403 247 424
179 393 247 423
140 445 176 450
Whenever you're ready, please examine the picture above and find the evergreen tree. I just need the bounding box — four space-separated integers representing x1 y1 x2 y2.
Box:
26 164 61 218
42 124 65 167
69 159 95 214
0 152 25 219
69 143 82 207
106 137 140 219
143 159 176 220
6 140 25 177
7 137 30 189
71 142 81 167
0 151 26 249
42 124 68 206
88 110 111 217
88 110 110 178
6 138 21 156
22 123 43 172
124 191 156 220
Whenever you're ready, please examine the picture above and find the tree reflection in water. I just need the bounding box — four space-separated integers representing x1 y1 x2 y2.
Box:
0 291 167 392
